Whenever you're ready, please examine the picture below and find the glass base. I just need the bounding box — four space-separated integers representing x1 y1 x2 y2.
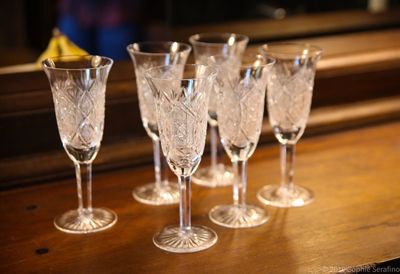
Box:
54 208 117 234
153 225 218 253
209 204 269 228
257 184 314 208
192 164 234 188
133 182 179 205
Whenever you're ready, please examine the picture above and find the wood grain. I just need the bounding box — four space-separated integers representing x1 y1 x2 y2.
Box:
0 121 399 273
2 29 400 188
1 95 399 189
172 9 400 42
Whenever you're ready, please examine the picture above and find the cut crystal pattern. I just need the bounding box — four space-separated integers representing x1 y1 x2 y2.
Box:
43 55 117 234
52 75 106 150
257 42 321 208
217 64 268 161
156 82 209 169
127 43 191 140
153 225 218 253
267 65 315 136
135 62 159 137
127 42 191 205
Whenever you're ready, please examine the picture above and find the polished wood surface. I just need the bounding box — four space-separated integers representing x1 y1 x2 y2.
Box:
1 121 399 273
172 9 400 42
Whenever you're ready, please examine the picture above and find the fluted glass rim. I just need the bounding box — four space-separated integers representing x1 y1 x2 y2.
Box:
259 42 323 59
210 53 276 70
189 32 249 47
126 41 192 56
145 64 217 81
243 55 276 69
41 55 113 71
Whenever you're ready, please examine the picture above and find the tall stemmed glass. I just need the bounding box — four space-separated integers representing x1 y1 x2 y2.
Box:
209 54 275 228
127 42 191 205
257 43 322 208
189 33 249 188
146 64 217 253
42 55 117 233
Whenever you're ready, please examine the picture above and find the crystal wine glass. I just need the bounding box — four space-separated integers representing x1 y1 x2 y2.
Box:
146 64 218 253
189 33 249 188
42 55 117 233
257 43 322 208
127 42 191 205
209 54 275 228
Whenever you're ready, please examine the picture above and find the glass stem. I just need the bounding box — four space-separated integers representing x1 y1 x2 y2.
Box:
210 125 218 171
153 139 166 189
74 162 93 214
280 144 295 191
179 175 191 231
161 154 169 185
232 160 247 208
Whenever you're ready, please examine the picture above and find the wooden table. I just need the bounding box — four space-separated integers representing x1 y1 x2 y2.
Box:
1 120 399 273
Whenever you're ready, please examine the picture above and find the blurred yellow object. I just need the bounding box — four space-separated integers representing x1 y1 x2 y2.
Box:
36 28 88 67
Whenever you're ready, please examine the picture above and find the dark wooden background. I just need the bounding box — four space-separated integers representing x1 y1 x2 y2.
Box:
1 9 400 190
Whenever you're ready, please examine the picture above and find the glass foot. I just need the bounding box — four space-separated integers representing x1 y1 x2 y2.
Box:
153 225 218 253
54 208 117 234
192 164 234 188
133 182 179 205
257 184 314 208
209 204 269 228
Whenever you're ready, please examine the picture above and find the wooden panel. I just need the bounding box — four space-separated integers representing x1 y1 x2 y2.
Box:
2 29 400 188
0 59 135 93
0 98 142 159
0 121 399 273
172 9 400 43
1 95 400 189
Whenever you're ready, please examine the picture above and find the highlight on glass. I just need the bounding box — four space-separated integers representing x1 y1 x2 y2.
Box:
127 42 191 205
208 54 275 228
257 43 323 208
42 55 117 233
189 33 249 188
146 64 218 253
